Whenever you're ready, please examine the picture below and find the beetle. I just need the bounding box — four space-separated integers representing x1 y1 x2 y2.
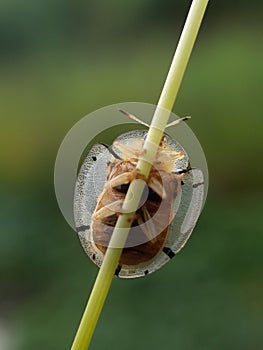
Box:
74 110 205 278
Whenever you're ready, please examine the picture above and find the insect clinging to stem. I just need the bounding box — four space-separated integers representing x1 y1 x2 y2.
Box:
74 109 205 278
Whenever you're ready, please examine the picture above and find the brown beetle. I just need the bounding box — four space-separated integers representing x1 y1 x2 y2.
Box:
74 111 204 278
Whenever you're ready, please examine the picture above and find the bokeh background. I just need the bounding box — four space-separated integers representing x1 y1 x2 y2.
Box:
1 1 262 349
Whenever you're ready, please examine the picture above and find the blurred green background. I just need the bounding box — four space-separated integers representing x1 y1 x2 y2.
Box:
0 1 262 349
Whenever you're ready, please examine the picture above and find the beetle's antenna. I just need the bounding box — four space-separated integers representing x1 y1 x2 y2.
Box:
118 109 150 128
118 108 190 129
165 116 191 128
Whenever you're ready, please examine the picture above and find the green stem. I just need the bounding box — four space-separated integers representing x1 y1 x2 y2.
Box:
71 1 209 349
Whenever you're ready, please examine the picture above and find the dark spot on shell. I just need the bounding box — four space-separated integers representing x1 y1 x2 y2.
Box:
75 225 90 232
115 265 121 277
162 247 175 259
92 156 97 161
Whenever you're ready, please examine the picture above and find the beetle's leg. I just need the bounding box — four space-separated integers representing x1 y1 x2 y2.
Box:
137 213 156 242
155 150 186 173
157 150 185 163
98 169 134 200
137 208 158 243
173 165 193 175
148 177 166 199
93 199 123 219
113 141 143 160
105 171 135 189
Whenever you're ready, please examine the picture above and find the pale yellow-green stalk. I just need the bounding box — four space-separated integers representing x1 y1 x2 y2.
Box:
71 1 209 349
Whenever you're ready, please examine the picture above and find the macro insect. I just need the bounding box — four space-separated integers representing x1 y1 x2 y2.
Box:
74 110 205 278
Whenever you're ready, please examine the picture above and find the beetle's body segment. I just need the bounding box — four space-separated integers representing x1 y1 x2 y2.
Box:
92 149 183 266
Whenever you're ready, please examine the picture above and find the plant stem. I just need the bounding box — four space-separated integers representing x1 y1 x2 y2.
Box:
71 1 209 349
